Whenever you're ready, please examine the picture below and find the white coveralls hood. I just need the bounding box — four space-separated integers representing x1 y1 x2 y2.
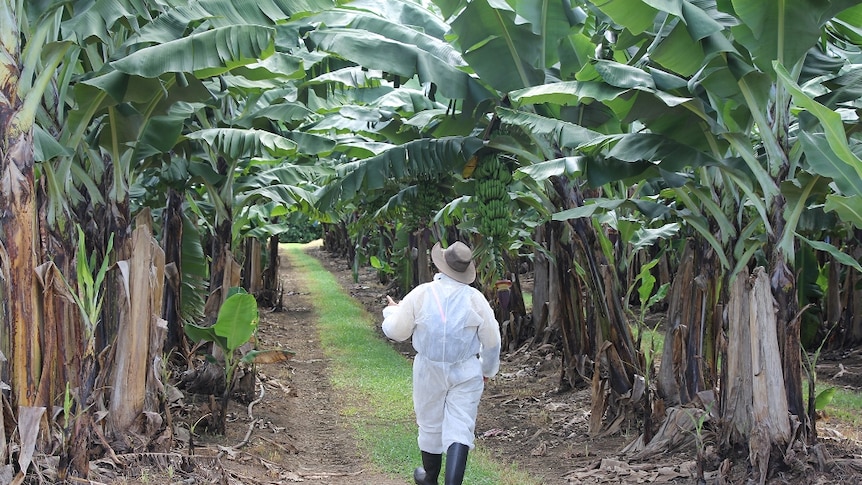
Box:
382 273 501 454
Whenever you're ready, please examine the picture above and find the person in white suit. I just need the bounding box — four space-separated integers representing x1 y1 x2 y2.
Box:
382 241 501 485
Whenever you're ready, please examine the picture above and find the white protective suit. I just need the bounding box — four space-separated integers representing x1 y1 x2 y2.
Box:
382 273 501 453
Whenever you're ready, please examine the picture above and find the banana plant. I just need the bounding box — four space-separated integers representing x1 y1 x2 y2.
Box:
8 0 337 476
1 0 76 424
185 289 294 434
510 0 862 461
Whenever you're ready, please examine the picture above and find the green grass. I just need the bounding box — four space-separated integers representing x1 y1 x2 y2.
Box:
803 380 862 437
522 292 532 312
825 387 862 429
285 243 539 485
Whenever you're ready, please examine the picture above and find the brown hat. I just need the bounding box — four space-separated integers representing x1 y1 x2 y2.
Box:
431 241 476 284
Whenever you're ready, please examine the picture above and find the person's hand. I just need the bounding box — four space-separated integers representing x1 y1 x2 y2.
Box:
386 295 399 306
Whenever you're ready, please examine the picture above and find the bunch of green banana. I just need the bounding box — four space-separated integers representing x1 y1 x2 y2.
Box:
472 154 511 242
405 177 443 229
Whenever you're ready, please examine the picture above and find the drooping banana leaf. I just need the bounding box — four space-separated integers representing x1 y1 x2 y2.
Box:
180 213 208 327
447 0 546 93
187 128 298 159
308 28 493 107
315 136 484 211
113 26 276 78
346 0 451 40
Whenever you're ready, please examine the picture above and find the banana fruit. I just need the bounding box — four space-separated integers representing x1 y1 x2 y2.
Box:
473 154 511 242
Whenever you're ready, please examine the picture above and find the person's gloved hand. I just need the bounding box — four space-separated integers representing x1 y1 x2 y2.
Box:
382 295 399 320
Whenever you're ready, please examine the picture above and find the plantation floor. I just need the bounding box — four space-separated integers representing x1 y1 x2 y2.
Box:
130 241 862 484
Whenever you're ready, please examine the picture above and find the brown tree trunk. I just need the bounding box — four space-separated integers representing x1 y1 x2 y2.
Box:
0 36 42 410
109 209 167 440
243 237 263 294
770 257 806 435
550 221 589 391
93 159 132 356
162 188 184 354
722 267 791 483
657 239 720 406
263 235 280 291
205 217 233 324
498 249 528 350
33 251 87 478
416 228 432 284
722 271 755 446
842 241 862 346
549 176 639 406
531 223 551 344
824 251 840 333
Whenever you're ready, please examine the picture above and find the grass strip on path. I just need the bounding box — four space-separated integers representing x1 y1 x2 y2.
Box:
285 243 537 485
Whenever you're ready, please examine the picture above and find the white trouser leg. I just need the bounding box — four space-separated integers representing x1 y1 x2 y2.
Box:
441 357 483 451
415 355 447 454
414 355 484 454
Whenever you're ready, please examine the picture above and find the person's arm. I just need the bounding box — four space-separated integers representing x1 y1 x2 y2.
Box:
381 288 420 342
474 294 502 378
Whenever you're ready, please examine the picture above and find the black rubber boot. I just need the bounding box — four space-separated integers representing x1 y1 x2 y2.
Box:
444 443 469 485
414 451 442 485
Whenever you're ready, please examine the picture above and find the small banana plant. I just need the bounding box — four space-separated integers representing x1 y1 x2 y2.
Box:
185 288 294 432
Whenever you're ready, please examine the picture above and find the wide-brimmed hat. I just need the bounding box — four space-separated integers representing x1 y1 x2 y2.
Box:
431 241 476 284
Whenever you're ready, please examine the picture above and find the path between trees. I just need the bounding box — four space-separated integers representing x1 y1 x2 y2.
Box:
187 242 406 484
161 242 862 485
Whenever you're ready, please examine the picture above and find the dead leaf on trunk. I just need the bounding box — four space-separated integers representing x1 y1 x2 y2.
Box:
16 406 45 477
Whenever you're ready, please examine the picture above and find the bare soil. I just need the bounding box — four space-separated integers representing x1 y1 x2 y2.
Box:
117 243 862 484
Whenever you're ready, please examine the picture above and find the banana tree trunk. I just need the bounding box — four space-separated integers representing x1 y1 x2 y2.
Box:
839 238 862 346
722 267 791 483
549 220 589 390
415 228 432 284
0 9 42 412
322 222 350 258
34 229 88 477
162 188 184 354
2 140 42 400
498 250 528 351
243 237 263 294
205 218 233 324
771 258 805 432
1 149 41 408
262 235 280 292
547 176 643 438
109 210 167 438
530 223 551 345
657 239 720 406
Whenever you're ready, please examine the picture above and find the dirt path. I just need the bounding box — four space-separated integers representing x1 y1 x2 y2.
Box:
186 244 405 484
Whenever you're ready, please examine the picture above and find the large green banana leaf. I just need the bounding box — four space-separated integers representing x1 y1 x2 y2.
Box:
448 0 545 93
314 136 485 211
235 162 328 189
112 26 276 78
824 196 862 230
186 128 298 159
125 0 335 45
309 10 465 67
61 0 153 44
496 108 600 149
731 0 861 73
308 28 492 106
346 0 451 40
